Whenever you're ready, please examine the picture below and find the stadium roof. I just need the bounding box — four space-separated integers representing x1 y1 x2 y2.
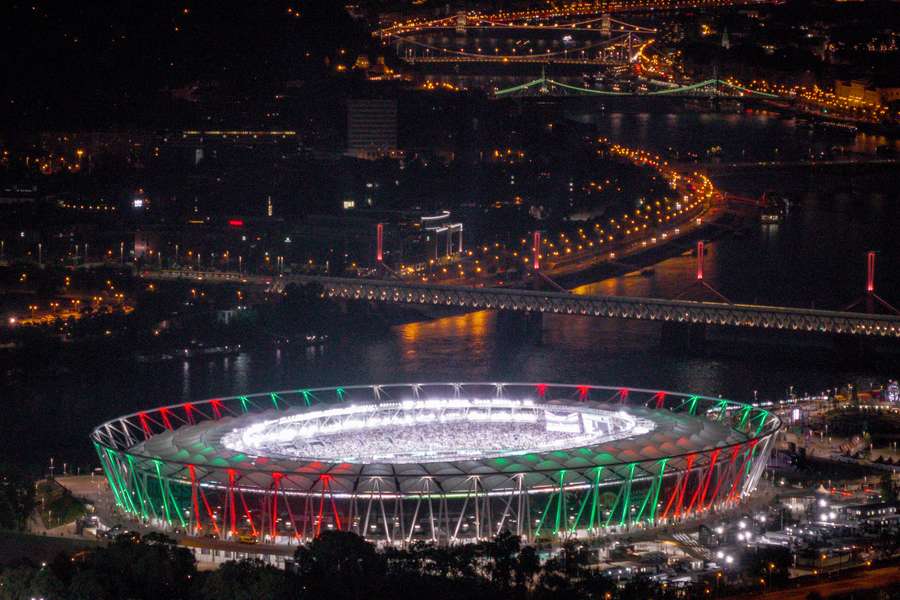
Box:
126 396 749 495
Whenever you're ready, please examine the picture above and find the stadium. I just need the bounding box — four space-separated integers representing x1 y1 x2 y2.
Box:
91 383 780 545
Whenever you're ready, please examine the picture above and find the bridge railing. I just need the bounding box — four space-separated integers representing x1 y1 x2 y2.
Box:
141 271 900 338
294 275 900 338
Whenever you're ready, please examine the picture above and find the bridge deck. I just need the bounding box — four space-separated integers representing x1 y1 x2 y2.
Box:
145 271 900 338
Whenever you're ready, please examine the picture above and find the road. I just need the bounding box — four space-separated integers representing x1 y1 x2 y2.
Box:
688 158 899 173
732 564 900 599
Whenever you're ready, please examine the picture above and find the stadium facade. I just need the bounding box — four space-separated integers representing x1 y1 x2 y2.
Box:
91 383 780 545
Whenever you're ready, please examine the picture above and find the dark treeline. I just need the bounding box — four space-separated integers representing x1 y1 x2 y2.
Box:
0 530 675 600
3 529 900 600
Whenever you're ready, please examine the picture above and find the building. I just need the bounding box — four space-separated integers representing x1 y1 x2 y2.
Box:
180 537 294 569
133 231 160 259
839 502 899 521
346 99 398 160
834 79 900 106
418 210 464 262
293 209 464 268
796 548 853 572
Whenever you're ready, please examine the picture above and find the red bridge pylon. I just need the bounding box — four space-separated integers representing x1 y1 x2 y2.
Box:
674 241 731 303
844 251 899 315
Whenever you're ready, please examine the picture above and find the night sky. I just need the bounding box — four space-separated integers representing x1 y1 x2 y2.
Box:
1 1 368 130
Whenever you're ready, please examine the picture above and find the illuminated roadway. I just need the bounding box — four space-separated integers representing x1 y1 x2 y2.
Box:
746 564 900 600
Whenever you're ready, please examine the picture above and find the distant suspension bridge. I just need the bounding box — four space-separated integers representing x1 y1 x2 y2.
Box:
493 76 780 99
385 14 655 66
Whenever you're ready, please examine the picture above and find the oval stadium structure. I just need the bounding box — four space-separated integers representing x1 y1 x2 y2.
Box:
91 383 779 544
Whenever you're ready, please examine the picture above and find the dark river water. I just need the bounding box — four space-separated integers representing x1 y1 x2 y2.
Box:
4 112 898 472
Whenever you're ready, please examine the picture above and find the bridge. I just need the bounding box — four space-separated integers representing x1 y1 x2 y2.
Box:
143 271 900 339
375 0 778 39
385 14 653 67
493 76 779 99
395 33 645 66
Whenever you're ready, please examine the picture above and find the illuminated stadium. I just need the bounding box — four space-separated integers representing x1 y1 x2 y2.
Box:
91 383 780 545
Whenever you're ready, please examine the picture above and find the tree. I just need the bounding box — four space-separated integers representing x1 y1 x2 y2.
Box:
293 531 385 600
0 466 35 531
747 545 791 586
484 530 521 591
196 559 296 600
65 532 197 600
879 473 897 502
515 545 541 591
535 541 611 600
0 564 65 600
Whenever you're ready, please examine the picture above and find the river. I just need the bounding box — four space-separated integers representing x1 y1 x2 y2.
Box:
3 111 897 473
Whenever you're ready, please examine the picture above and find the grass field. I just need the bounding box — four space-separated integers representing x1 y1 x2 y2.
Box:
36 480 88 528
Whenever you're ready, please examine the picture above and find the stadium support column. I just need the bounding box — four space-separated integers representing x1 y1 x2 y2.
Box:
163 472 187 529
728 441 758 502
619 464 635 527
227 469 237 537
316 478 327 537
553 470 567 536
407 489 424 544
271 472 282 541
453 478 477 541
744 435 772 495
302 494 312 540
346 491 357 538
428 483 437 543
378 484 391 544
280 482 300 542
572 477 595 533
661 469 684 521
649 459 667 524
188 465 203 535
674 455 696 518
473 477 482 539
588 466 604 531
708 444 743 508
604 472 626 528
362 488 374 539
154 461 173 526
396 489 405 542
696 449 721 511
442 495 451 545
95 443 125 510
497 474 523 536
136 470 157 522
197 476 220 536
238 486 258 538
524 487 532 540
535 490 554 537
